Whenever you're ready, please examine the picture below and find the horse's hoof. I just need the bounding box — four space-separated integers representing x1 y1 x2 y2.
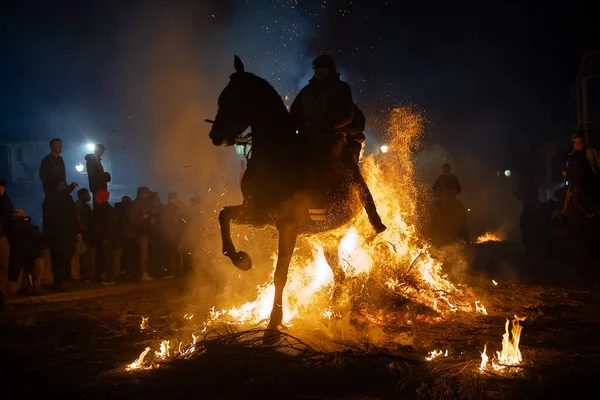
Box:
233 251 252 271
263 326 282 345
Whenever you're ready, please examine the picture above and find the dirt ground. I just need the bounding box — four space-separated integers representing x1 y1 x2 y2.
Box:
1 242 599 400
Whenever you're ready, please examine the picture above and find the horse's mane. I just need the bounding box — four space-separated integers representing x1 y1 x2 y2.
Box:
237 72 293 134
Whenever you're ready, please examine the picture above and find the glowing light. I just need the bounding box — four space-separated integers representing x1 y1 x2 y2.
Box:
504 169 511 177
86 143 96 151
75 163 84 173
380 145 389 153
476 232 502 243
492 280 498 286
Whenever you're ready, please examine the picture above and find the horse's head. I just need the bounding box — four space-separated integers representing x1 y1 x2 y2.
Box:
208 56 255 146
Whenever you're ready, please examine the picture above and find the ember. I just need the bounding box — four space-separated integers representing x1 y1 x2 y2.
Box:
425 349 448 361
475 300 488 315
140 316 148 330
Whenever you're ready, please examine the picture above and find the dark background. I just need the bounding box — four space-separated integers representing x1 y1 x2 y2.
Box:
1 0 597 236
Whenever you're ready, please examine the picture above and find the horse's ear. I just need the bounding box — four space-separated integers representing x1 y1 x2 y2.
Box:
234 55 245 73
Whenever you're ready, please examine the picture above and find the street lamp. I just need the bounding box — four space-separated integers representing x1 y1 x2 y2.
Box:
86 143 96 151
504 169 511 177
75 163 84 173
380 145 389 154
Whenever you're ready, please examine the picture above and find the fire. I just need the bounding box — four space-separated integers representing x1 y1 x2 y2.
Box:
479 316 526 372
425 349 448 361
183 314 194 320
493 316 526 370
475 300 488 315
476 232 502 243
140 316 148 330
155 340 171 360
199 106 475 333
479 344 489 371
492 280 498 286
126 347 151 371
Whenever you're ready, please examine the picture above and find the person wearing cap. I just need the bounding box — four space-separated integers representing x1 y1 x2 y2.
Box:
290 54 354 186
85 143 111 203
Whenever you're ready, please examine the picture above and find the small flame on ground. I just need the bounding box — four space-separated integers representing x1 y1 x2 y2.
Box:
425 349 448 361
476 232 502 243
479 316 526 372
183 314 194 320
475 300 488 315
140 316 148 330
492 280 498 286
479 344 489 371
126 347 151 371
155 340 171 360
493 316 526 370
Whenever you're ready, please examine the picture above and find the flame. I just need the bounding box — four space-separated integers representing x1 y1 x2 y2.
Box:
200 106 474 333
425 349 448 361
475 300 488 315
493 316 526 370
155 340 171 360
480 316 526 372
492 280 498 286
126 347 151 371
140 316 148 330
479 344 489 371
183 314 194 320
476 232 502 243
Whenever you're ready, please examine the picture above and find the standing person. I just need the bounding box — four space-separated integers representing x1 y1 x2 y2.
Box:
432 164 468 244
114 196 134 280
74 188 96 283
39 138 78 199
94 190 117 285
7 209 45 296
44 183 80 291
161 192 186 278
0 178 14 310
129 187 153 282
148 192 165 277
85 144 111 203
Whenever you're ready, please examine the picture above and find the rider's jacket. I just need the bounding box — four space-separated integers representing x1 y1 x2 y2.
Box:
290 74 354 136
566 150 595 192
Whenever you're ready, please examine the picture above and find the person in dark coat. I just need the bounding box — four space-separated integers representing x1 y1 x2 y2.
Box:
84 144 111 202
0 178 14 310
290 54 355 189
114 196 135 280
129 187 153 282
433 164 462 199
7 209 45 296
44 183 80 291
94 189 118 284
75 188 96 282
39 138 78 198
161 192 186 277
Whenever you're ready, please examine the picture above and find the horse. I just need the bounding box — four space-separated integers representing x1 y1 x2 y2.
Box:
207 56 372 343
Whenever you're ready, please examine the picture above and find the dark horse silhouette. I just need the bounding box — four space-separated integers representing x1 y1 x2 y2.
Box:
208 56 368 343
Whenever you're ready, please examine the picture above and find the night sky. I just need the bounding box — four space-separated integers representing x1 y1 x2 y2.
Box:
1 0 598 204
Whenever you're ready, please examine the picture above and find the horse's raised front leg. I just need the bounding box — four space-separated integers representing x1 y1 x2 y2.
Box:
218 205 253 271
323 243 346 302
264 222 298 345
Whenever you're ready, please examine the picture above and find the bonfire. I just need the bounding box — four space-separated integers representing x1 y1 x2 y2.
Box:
124 106 484 370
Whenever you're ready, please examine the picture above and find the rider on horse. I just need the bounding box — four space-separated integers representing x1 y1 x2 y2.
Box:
432 163 468 243
290 54 386 233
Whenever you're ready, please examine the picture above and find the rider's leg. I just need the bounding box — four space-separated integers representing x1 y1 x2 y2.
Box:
343 142 386 233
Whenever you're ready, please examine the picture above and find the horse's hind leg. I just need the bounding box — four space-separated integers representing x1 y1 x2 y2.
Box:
323 244 346 302
218 205 252 271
